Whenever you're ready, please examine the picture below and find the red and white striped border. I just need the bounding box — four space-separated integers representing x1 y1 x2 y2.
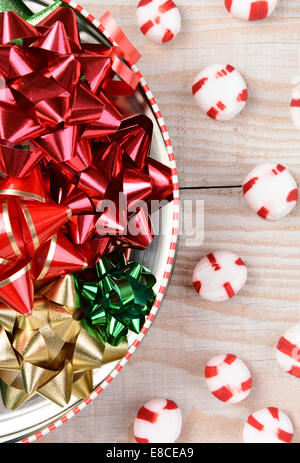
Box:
20 0 179 443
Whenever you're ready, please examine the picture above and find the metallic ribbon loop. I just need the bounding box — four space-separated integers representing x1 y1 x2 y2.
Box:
75 253 156 346
0 0 170 409
0 4 172 316
0 297 128 409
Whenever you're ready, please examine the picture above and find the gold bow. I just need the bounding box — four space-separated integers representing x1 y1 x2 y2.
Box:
0 290 127 409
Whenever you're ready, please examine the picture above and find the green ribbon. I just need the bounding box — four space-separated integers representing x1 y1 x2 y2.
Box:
0 0 32 18
75 255 156 346
0 0 65 24
27 0 64 25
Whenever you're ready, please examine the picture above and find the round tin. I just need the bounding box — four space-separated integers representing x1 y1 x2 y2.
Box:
0 0 179 442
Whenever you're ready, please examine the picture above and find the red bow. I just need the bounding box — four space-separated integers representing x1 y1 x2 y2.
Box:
0 8 172 316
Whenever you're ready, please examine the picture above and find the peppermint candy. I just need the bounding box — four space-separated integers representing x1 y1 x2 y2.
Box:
243 163 298 221
136 0 181 44
192 64 248 121
276 323 300 378
225 0 278 21
193 251 247 302
205 354 252 403
243 408 294 443
134 398 182 443
290 84 300 130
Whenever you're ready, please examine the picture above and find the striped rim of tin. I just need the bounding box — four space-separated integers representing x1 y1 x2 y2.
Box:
21 0 180 443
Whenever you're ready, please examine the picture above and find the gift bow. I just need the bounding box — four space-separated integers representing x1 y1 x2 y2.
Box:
75 254 156 346
0 296 128 409
0 0 163 411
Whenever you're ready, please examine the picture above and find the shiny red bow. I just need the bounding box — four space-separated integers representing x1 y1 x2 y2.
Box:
0 7 173 316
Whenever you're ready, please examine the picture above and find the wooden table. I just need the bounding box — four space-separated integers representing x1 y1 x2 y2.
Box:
41 0 300 443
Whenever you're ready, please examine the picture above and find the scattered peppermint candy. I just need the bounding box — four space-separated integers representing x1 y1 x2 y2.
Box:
134 398 182 443
243 408 294 443
192 64 248 121
136 0 181 44
205 354 252 403
193 251 247 302
276 323 300 378
243 163 298 221
225 0 278 21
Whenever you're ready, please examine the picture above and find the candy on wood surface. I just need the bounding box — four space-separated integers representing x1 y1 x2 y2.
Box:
34 0 300 445
243 163 298 221
79 1 300 188
136 0 181 44
192 64 248 121
205 353 252 403
224 0 278 22
243 407 293 443
193 250 247 301
134 398 182 443
41 187 300 443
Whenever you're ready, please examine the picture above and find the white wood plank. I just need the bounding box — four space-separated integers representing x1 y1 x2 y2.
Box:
41 187 300 443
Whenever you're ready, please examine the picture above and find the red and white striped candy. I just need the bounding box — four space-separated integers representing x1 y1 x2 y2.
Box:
243 163 298 221
205 354 252 403
192 64 248 121
290 84 300 130
134 398 182 443
225 0 278 21
276 323 300 378
243 408 294 443
136 0 181 44
193 251 247 302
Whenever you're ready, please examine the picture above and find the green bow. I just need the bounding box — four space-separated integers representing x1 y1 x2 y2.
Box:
75 254 156 346
0 0 32 17
0 0 67 24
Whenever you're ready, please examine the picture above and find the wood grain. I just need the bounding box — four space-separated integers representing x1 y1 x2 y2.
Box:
80 0 300 188
41 187 300 443
40 0 300 443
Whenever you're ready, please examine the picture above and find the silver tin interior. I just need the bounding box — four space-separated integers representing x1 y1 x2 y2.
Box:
0 0 176 442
